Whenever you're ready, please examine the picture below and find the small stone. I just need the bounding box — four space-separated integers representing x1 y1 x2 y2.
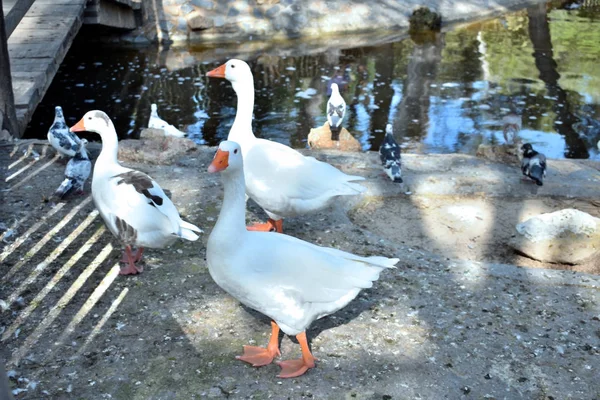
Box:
191 0 215 10
484 373 491 379
177 17 188 30
180 3 194 14
219 377 237 393
207 387 222 397
265 4 280 18
227 7 240 17
461 386 471 394
213 16 225 27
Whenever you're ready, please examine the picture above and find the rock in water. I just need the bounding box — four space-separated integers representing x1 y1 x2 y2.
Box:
409 7 442 32
307 122 361 152
510 209 600 264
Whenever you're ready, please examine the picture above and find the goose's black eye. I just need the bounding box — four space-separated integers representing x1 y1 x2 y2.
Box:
234 149 238 154
88 117 92 120
231 64 236 69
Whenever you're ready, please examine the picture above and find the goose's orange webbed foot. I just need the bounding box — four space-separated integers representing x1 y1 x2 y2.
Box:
246 218 283 233
119 246 144 275
237 322 281 367
276 331 316 378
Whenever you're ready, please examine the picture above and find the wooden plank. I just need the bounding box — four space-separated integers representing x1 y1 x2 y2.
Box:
22 4 84 17
3 0 35 38
7 0 87 136
10 58 56 72
34 0 89 4
8 40 62 59
11 72 47 108
15 16 77 30
8 26 72 44
1 0 19 138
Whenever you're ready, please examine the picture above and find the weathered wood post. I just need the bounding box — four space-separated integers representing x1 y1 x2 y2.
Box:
0 0 18 140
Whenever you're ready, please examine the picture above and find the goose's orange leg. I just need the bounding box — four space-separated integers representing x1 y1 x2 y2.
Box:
119 245 144 275
276 331 317 378
120 247 144 263
246 218 283 233
237 321 281 367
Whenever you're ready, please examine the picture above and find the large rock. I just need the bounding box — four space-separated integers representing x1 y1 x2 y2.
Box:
118 129 197 164
510 209 600 264
186 10 214 31
307 122 362 152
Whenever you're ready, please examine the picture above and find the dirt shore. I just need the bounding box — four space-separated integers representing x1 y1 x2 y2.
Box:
1 141 599 399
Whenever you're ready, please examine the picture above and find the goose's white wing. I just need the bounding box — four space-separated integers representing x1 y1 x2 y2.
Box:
107 170 183 233
244 139 364 215
241 231 398 304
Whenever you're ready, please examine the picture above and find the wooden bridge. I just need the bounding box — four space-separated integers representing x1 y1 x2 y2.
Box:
0 0 140 139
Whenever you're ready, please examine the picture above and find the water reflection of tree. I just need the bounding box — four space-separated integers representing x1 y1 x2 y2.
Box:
370 43 395 141
527 3 589 158
393 33 444 144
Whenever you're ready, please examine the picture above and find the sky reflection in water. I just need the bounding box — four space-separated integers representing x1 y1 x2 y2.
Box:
25 2 600 159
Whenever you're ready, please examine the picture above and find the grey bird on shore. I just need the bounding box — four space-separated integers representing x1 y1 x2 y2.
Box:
521 143 546 186
54 139 92 199
326 83 346 141
47 106 83 158
379 123 403 183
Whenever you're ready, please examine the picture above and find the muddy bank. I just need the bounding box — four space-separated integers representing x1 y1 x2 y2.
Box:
1 142 599 399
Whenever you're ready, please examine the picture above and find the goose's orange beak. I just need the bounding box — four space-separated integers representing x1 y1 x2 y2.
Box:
70 118 86 133
208 149 229 173
206 63 226 79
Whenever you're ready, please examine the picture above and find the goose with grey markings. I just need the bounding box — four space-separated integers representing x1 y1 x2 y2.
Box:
70 110 202 275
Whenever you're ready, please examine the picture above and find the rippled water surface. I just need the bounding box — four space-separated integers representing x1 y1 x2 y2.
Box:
26 2 600 159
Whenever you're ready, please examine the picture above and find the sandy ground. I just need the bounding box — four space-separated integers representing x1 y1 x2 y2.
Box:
1 142 599 399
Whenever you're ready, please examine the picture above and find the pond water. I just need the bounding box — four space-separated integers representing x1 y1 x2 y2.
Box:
25 1 600 159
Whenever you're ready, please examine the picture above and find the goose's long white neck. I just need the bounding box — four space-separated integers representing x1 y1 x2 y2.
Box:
228 79 256 148
212 167 248 239
96 123 120 170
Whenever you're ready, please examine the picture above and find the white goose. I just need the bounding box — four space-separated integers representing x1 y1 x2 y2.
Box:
207 140 398 378
70 110 202 275
206 59 365 233
148 103 187 138
326 83 346 141
48 106 82 158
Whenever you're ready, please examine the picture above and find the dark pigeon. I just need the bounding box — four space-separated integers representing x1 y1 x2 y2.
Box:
521 143 547 186
379 123 403 183
54 139 92 199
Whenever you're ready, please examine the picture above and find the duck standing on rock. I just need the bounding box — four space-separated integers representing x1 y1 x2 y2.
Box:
148 103 187 138
326 83 346 141
70 110 202 275
48 106 82 158
379 123 403 183
207 140 399 378
206 59 365 233
53 139 92 199
521 143 547 186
